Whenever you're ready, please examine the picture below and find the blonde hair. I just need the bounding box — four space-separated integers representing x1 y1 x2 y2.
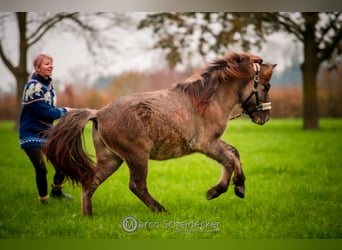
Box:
31 53 53 78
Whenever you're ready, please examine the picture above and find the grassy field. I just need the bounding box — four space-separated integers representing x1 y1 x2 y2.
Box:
0 119 341 239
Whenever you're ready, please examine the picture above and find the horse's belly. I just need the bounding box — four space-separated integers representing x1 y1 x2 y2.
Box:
149 138 192 160
149 150 192 161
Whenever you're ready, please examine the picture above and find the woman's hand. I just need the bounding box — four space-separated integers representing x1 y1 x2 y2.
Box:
65 107 74 112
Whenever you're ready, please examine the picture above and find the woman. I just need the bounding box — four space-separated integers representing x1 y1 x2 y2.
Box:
19 53 73 203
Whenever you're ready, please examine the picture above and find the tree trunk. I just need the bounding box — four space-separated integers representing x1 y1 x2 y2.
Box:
15 74 28 129
14 12 29 130
301 59 320 130
301 13 320 130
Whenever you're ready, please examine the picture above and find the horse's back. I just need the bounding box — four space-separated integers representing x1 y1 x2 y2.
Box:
97 89 186 123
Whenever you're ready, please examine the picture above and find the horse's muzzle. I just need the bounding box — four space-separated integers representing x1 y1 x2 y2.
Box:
249 109 270 125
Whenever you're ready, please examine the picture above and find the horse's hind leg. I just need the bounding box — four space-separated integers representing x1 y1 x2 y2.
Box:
204 140 245 200
82 154 123 216
126 158 167 213
82 125 123 216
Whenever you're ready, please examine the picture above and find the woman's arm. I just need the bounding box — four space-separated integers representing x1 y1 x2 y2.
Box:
28 100 67 121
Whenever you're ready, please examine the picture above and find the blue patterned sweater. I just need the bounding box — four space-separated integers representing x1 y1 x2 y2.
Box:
19 74 67 149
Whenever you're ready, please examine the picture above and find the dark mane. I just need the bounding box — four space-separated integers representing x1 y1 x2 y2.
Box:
174 52 262 112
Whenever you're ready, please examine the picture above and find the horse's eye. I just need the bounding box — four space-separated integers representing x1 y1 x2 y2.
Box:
264 82 270 91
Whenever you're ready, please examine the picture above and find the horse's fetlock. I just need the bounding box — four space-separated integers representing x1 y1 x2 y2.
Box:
233 176 245 186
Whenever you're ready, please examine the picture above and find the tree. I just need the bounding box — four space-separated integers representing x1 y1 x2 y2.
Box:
0 12 127 128
139 12 342 130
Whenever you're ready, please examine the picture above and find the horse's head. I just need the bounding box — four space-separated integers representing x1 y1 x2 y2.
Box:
240 62 277 125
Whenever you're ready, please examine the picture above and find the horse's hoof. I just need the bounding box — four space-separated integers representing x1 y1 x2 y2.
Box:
159 207 169 214
152 205 168 213
234 186 245 198
162 209 170 215
206 189 219 200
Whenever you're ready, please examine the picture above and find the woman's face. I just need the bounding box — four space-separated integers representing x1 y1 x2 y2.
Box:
36 58 53 79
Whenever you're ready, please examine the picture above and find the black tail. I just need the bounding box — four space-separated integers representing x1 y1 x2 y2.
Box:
42 109 97 187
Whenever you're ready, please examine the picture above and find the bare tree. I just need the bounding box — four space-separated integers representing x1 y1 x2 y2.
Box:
139 12 342 129
0 12 128 128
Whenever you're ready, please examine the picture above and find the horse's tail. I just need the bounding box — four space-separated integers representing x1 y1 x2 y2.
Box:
42 108 98 188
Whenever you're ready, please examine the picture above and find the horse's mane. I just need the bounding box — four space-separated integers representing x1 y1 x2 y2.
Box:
174 52 263 112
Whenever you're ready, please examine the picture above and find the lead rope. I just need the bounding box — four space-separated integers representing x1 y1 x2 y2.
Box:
229 112 244 120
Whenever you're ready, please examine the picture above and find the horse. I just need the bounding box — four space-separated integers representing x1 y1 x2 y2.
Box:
43 52 277 216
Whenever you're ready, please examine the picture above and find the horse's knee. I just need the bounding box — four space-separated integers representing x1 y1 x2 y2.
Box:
129 181 137 193
128 162 148 196
129 179 146 196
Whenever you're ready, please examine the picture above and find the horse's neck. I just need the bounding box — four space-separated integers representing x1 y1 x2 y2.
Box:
212 81 240 118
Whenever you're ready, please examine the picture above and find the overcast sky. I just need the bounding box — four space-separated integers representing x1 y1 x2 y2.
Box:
0 13 302 94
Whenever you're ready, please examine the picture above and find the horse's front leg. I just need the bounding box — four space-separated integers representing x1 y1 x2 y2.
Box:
229 144 245 198
203 140 245 200
126 158 167 213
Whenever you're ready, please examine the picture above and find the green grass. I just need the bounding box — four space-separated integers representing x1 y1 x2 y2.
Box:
0 119 341 239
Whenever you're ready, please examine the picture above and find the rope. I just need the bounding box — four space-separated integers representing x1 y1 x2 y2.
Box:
228 112 244 120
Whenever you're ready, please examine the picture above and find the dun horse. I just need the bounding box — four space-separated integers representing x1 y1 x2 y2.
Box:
43 52 276 216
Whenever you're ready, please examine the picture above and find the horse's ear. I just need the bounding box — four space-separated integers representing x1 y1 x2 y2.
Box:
248 53 263 64
272 64 277 69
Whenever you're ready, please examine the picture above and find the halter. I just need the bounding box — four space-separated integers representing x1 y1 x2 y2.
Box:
229 63 271 120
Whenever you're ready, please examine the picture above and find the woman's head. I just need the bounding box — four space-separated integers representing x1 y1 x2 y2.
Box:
32 54 53 79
